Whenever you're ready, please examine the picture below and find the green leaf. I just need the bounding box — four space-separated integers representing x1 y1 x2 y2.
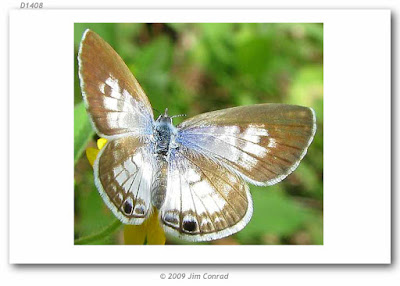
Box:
74 101 94 165
288 65 323 108
75 219 122 245
132 36 174 111
235 186 318 243
74 168 120 244
236 36 274 77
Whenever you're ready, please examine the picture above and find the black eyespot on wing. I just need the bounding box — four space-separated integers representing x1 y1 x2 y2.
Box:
183 220 197 232
123 201 133 214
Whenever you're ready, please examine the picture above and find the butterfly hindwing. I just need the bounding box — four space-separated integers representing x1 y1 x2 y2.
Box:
94 136 154 224
78 29 154 139
160 146 253 242
177 104 316 186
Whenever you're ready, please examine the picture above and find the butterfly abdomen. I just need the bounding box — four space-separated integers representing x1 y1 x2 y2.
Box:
150 154 168 209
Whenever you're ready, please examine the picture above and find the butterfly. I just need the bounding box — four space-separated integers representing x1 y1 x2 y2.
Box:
77 29 316 242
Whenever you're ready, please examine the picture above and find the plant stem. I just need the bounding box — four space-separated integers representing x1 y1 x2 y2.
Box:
75 219 122 245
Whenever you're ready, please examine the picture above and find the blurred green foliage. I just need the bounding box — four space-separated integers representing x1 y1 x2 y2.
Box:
74 23 323 245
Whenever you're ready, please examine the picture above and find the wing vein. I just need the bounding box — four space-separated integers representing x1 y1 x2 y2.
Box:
178 149 247 201
177 151 245 221
179 162 201 232
180 138 279 177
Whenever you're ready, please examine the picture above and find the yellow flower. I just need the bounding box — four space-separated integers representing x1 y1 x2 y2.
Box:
124 209 166 245
86 138 166 245
85 138 107 166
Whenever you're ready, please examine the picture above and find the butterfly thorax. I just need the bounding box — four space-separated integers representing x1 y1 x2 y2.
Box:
153 111 178 156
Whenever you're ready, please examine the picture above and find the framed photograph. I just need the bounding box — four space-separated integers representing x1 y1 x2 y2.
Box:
73 23 323 246
9 9 390 264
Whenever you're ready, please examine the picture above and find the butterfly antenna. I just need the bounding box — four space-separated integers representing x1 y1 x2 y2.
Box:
152 108 161 116
171 113 187 119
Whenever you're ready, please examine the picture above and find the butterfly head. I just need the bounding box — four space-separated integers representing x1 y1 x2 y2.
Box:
155 108 173 125
155 108 186 125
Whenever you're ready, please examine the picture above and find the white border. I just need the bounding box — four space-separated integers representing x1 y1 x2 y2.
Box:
9 9 390 264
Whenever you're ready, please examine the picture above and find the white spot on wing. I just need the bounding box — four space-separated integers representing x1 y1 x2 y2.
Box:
99 83 105 94
242 143 268 158
122 90 135 112
106 113 122 129
224 126 240 134
238 153 259 171
200 217 212 227
241 126 269 158
192 180 226 213
105 76 122 99
132 151 144 167
267 138 277 148
103 96 119 111
115 170 129 186
186 168 201 183
124 159 137 175
242 126 262 144
245 125 269 137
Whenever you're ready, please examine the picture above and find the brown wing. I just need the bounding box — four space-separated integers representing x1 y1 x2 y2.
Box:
160 146 252 242
177 104 316 186
94 136 154 224
78 29 153 138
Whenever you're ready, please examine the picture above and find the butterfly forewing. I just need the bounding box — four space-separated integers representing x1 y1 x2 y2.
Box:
78 29 154 138
177 104 316 186
160 146 253 242
94 136 154 224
